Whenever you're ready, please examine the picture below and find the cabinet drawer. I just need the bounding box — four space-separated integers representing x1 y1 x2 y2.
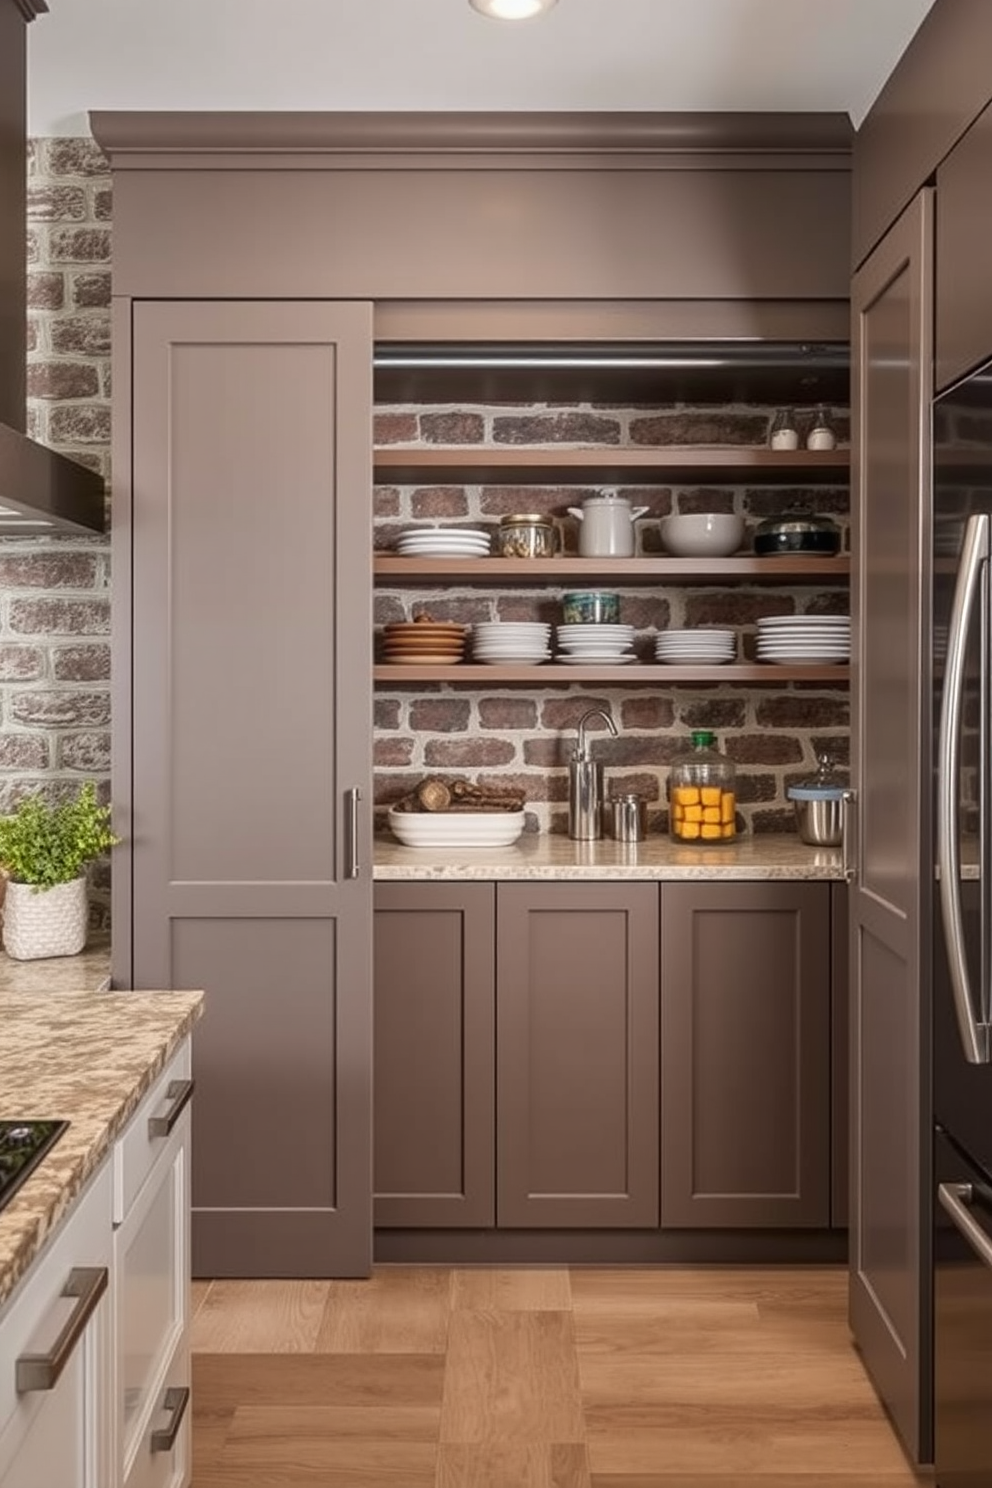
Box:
122 1357 190 1488
0 1162 112 1479
116 1108 189 1474
114 1040 192 1225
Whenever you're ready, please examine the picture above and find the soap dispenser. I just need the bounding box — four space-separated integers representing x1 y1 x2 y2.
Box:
568 707 618 840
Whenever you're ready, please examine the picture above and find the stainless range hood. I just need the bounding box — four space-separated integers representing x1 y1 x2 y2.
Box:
0 0 105 536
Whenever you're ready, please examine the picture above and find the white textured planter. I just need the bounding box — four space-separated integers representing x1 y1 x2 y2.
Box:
2 876 88 961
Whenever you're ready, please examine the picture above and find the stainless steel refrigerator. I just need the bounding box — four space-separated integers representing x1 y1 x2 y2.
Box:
933 356 992 1486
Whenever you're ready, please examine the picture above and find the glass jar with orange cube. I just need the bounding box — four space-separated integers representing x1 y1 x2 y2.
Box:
668 730 737 843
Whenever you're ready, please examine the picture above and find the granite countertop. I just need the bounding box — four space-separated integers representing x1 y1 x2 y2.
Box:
0 931 112 996
374 831 846 880
0 988 204 1310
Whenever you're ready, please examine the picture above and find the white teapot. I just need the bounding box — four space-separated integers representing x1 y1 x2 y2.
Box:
567 494 650 557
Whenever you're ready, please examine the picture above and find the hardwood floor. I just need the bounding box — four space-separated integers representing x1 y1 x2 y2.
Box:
190 1266 932 1487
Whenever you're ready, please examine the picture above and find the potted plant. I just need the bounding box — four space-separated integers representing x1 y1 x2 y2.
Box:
0 782 119 960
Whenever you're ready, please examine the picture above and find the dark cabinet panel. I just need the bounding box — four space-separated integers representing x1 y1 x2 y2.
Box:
936 99 992 393
373 883 495 1228
660 881 830 1229
831 883 849 1229
126 299 374 1278
849 190 932 1463
496 882 659 1229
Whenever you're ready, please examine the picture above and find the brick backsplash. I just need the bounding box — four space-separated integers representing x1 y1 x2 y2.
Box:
11 139 114 928
373 402 851 836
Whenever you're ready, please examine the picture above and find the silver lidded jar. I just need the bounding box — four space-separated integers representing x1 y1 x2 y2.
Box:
787 754 850 846
496 513 559 559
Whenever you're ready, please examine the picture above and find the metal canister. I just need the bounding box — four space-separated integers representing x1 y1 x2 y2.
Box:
606 794 648 842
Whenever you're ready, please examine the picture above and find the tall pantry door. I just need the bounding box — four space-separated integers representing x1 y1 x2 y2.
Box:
126 301 373 1278
849 191 932 1462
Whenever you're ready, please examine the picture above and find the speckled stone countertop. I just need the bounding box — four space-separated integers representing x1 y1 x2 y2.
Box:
374 832 846 881
0 988 204 1310
0 932 112 996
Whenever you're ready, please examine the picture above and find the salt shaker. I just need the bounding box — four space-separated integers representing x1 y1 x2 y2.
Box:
770 408 799 451
806 405 837 451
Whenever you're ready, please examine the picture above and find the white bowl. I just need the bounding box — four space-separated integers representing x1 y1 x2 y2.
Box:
388 809 526 848
659 513 745 558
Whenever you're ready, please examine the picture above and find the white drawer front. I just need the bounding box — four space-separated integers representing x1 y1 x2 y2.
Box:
116 1110 188 1472
123 1360 190 1488
0 1162 113 1483
114 1040 192 1225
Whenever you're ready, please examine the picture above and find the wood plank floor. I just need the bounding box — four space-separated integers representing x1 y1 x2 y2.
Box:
190 1266 933 1487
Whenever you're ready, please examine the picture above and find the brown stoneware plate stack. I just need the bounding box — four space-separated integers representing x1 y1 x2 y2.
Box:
381 621 467 665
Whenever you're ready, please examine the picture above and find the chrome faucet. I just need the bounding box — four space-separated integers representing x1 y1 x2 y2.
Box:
568 706 618 840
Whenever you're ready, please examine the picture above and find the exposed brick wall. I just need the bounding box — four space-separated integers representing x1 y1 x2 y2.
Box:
374 402 851 837
14 138 113 927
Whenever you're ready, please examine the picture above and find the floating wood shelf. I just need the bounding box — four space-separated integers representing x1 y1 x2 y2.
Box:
374 555 850 585
373 445 850 487
374 663 850 684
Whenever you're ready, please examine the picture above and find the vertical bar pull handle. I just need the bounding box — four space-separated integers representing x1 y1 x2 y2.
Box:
937 512 990 1064
841 789 856 883
345 787 361 879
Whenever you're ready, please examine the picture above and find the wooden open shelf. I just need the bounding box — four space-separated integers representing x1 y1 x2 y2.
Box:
374 445 850 487
374 663 850 684
374 555 850 585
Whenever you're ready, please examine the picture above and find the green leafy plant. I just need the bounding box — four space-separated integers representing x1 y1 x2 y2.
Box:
0 783 119 891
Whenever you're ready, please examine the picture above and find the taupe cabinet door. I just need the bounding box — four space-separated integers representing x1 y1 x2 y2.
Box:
496 883 659 1228
373 883 495 1228
850 191 932 1463
936 99 992 393
126 300 373 1278
659 882 831 1228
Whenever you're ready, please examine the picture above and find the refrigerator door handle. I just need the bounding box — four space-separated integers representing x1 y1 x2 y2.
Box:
939 1182 992 1270
938 512 990 1064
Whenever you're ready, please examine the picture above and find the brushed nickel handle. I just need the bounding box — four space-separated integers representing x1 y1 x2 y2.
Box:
147 1078 195 1138
15 1266 108 1393
150 1385 190 1453
345 787 361 879
937 512 989 1064
840 788 856 883
939 1182 992 1270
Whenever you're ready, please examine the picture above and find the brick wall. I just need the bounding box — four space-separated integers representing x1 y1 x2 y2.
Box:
374 404 851 836
15 138 113 926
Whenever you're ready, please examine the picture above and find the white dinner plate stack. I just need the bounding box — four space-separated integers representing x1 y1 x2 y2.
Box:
555 623 637 665
472 621 552 665
394 526 491 559
655 628 736 665
755 614 850 665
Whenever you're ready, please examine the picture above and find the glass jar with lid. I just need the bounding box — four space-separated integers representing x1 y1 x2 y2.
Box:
495 513 559 559
669 730 737 843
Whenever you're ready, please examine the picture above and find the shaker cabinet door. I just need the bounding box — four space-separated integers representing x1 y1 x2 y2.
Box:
373 883 495 1228
659 881 831 1229
124 300 374 1278
495 882 659 1228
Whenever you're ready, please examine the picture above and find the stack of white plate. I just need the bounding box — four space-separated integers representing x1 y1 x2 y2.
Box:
756 614 850 665
395 526 491 559
555 623 637 665
655 628 736 665
472 622 552 665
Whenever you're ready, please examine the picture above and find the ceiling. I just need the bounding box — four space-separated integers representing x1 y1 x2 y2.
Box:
28 0 936 137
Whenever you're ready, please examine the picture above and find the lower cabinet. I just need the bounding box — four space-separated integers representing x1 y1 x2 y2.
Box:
496 882 660 1228
659 881 831 1228
373 877 844 1239
373 883 495 1228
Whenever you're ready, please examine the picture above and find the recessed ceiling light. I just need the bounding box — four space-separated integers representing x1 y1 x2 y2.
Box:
469 0 558 20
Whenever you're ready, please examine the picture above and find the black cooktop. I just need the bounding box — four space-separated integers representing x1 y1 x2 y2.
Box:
0 1120 68 1213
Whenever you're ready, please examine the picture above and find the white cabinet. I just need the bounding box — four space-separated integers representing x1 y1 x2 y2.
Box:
0 1033 194 1488
114 1044 192 1488
0 1162 114 1488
